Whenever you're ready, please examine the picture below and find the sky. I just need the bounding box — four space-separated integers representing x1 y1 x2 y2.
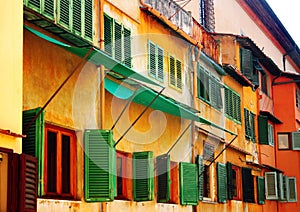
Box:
266 0 300 46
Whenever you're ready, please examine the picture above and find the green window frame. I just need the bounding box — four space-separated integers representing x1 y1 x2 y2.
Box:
197 65 223 110
224 86 241 123
84 129 116 202
258 115 274 146
133 151 154 201
169 55 182 90
242 167 255 203
148 41 164 82
156 154 170 202
179 162 198 205
257 176 265 204
244 109 256 142
104 14 132 68
217 162 227 203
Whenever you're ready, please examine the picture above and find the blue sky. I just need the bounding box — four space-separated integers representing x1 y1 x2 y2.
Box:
266 0 300 46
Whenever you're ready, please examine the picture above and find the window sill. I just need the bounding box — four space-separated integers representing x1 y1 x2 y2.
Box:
202 198 217 204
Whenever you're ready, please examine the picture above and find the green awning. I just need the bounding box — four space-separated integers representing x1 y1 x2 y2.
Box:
24 25 161 87
105 78 236 135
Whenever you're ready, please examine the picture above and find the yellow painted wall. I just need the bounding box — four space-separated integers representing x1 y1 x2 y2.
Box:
0 0 23 153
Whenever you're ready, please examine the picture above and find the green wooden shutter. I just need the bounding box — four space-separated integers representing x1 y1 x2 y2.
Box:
148 41 156 78
156 154 170 202
157 47 164 81
225 87 230 117
257 176 265 204
72 0 82 35
250 112 256 142
197 155 204 201
104 14 113 56
217 163 227 203
176 59 182 89
210 77 217 108
114 21 122 62
123 27 131 67
265 172 278 200
242 167 255 203
84 0 93 40
244 108 251 139
28 0 41 12
240 48 253 80
84 129 115 202
169 56 176 87
236 94 241 122
43 0 54 19
58 0 70 29
227 162 233 200
278 173 287 201
133 151 154 201
179 162 198 205
22 108 45 197
292 132 300 150
258 115 269 144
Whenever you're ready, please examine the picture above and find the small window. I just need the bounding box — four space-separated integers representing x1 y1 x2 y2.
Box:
244 109 256 142
116 151 131 200
268 124 274 146
258 115 274 146
278 133 291 150
169 56 182 90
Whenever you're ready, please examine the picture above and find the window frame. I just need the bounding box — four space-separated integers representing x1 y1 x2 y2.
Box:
265 172 278 200
261 73 269 96
44 124 77 199
168 55 182 91
277 133 291 150
244 108 256 142
231 165 242 200
287 177 297 202
116 151 132 200
202 163 212 199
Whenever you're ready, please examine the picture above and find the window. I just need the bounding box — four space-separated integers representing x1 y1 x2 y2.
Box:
240 48 260 86
258 115 274 146
199 0 215 32
244 109 256 142
148 41 164 81
104 14 131 67
257 176 265 204
278 174 298 202
287 177 297 202
203 164 211 198
217 163 227 203
197 65 223 110
296 87 300 110
265 172 278 200
261 73 269 95
278 133 291 150
197 155 212 200
292 132 300 150
169 55 182 90
225 86 241 123
227 163 242 200
116 151 131 200
179 162 198 205
242 168 255 203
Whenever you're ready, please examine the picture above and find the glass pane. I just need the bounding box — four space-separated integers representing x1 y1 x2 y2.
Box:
232 169 237 196
203 165 210 198
278 134 289 149
62 134 71 194
117 156 123 196
47 131 57 192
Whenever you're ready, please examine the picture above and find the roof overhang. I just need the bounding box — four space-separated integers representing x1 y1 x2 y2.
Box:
223 64 254 87
260 111 282 124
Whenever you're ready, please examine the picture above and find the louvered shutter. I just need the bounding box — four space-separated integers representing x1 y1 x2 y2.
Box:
203 142 214 161
114 21 122 62
133 151 154 201
72 0 82 35
179 162 198 205
236 94 241 122
287 177 297 202
278 173 287 201
28 0 41 12
176 59 182 89
157 47 164 81
265 172 278 200
197 155 204 200
10 153 20 212
227 162 233 200
156 154 170 202
22 108 44 196
244 109 251 139
240 48 253 80
19 154 38 212
104 14 113 56
148 42 156 78
242 167 255 202
257 176 265 204
258 115 269 144
123 27 131 67
216 82 223 110
169 56 176 87
210 77 217 108
84 130 116 202
84 0 93 40
43 0 54 19
250 112 256 142
58 0 70 29
292 132 300 150
225 87 230 117
217 163 227 203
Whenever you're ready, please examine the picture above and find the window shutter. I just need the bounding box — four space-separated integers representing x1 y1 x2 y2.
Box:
19 154 38 212
84 0 93 40
169 56 176 87
236 93 241 122
217 162 227 203
179 162 198 205
227 162 233 200
157 47 164 81
225 87 231 117
258 115 269 144
292 132 300 150
203 141 214 161
43 0 54 18
287 177 297 202
216 82 223 110
28 0 41 12
156 154 170 202
72 0 82 35
22 108 44 196
114 21 122 62
210 77 217 108
278 173 287 201
257 176 265 204
250 112 256 142
148 42 156 78
84 130 115 202
244 109 251 139
176 59 182 89
265 172 278 200
242 167 255 202
197 155 204 200
123 27 131 67
240 48 253 80
133 151 154 201
58 0 70 29
104 14 113 56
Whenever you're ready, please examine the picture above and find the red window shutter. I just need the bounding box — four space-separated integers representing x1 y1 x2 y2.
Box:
19 154 38 212
10 153 20 212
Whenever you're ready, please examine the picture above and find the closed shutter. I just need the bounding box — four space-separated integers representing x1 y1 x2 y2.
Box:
250 112 256 142
242 167 255 203
244 109 251 139
28 0 41 12
257 176 265 204
227 162 233 200
114 21 122 62
148 42 156 78
72 0 82 34
133 151 154 201
278 173 287 201
240 48 253 80
43 0 54 18
22 108 44 196
265 172 278 200
19 154 38 212
104 14 113 56
197 155 204 200
169 56 176 87
84 0 93 40
156 154 170 202
179 162 198 205
287 177 297 202
292 132 300 150
225 87 231 117
217 163 227 203
236 93 241 122
157 47 164 81
176 59 182 89
210 77 217 108
123 27 131 67
258 115 269 144
84 130 115 202
58 0 70 29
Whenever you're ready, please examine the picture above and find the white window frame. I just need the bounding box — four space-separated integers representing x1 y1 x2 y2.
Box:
265 172 278 200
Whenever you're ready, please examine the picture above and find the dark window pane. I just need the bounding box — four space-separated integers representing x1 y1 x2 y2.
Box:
47 131 57 192
232 169 237 197
62 134 71 194
203 165 210 197
117 156 123 197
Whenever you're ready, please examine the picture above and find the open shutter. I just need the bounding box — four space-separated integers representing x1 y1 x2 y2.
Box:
157 46 164 81
133 151 154 201
287 177 297 202
242 167 255 202
292 132 300 150
197 155 204 200
258 115 269 144
217 163 227 203
227 162 233 200
244 109 251 139
156 154 170 202
114 21 122 62
84 130 115 202
104 14 113 56
278 173 287 201
22 108 44 196
216 82 223 110
265 172 278 200
203 141 214 161
19 154 38 212
84 0 93 40
257 176 265 204
240 48 253 80
123 27 131 67
179 162 198 205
